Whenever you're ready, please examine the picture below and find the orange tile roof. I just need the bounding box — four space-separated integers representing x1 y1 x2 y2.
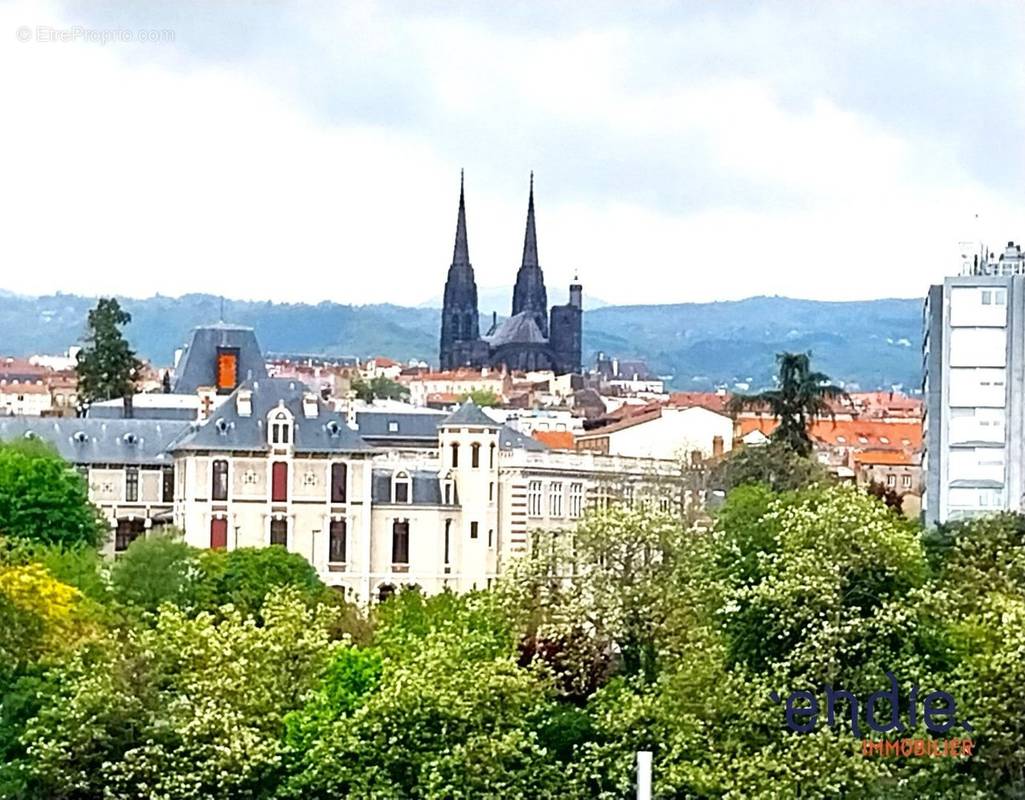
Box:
737 417 922 450
853 450 918 466
667 392 730 412
426 392 461 404
533 430 575 450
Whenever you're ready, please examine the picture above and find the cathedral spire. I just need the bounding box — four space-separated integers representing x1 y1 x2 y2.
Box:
512 171 549 337
453 169 470 266
521 171 538 269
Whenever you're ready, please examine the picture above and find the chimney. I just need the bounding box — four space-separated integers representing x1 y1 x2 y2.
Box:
197 387 216 421
303 392 319 419
236 389 253 417
690 449 702 466
122 393 134 419
712 435 724 458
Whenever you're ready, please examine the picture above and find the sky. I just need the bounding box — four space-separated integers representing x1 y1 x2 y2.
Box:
1 1 1023 307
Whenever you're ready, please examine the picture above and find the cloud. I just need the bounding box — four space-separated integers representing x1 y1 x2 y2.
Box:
1 0 1022 308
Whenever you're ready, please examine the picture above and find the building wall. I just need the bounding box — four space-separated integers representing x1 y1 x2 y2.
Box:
582 407 733 461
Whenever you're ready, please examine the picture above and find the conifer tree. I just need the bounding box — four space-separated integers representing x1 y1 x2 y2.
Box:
75 298 142 409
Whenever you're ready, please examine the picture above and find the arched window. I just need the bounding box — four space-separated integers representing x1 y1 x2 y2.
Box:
489 442 495 468
442 471 457 505
269 410 292 446
211 460 228 501
471 442 481 468
450 442 459 468
392 520 409 564
393 471 411 504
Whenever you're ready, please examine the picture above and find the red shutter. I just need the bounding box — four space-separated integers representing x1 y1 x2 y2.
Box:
271 462 288 502
210 518 228 550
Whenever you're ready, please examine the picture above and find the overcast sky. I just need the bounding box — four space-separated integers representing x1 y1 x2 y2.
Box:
2 1 1023 307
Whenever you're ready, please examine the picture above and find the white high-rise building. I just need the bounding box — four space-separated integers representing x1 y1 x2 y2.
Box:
923 241 1025 525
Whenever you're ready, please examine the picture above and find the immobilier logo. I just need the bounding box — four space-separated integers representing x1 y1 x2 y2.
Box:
770 672 975 758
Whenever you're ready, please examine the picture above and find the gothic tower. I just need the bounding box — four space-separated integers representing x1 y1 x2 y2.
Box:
511 173 549 338
439 172 482 370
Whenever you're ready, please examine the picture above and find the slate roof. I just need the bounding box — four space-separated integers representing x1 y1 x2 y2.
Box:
0 417 189 465
173 323 268 394
442 401 501 428
499 424 547 451
356 410 448 441
371 468 443 505
87 405 198 421
483 311 547 347
171 378 371 453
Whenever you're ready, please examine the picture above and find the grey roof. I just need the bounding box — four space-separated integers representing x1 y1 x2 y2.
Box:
499 424 547 451
87 405 197 421
483 311 547 347
173 323 268 394
442 401 501 429
0 417 189 465
355 410 448 440
171 378 371 453
371 468 443 505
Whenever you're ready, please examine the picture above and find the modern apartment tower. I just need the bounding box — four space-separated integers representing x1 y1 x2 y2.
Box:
923 241 1025 525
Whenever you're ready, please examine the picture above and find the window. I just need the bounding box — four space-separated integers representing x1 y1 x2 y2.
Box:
996 289 1007 305
528 480 542 517
162 466 174 503
270 518 288 546
887 475 896 488
388 420 399 432
549 482 564 517
394 472 411 504
451 442 459 467
115 519 144 552
623 484 635 509
489 443 495 468
329 519 346 563
210 517 228 549
270 412 291 445
569 483 583 518
125 467 139 502
216 348 239 393
331 463 347 503
901 475 912 489
212 460 228 501
471 521 479 539
488 528 493 548
472 442 481 468
444 519 452 565
392 520 409 564
271 461 288 502
982 290 993 305
378 583 396 603
489 482 494 501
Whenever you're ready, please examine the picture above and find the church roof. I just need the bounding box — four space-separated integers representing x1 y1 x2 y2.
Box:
442 401 501 428
171 378 371 453
484 312 547 347
173 323 268 394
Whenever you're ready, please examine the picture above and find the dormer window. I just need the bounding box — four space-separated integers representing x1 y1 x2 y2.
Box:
216 347 240 395
393 471 411 504
269 409 292 446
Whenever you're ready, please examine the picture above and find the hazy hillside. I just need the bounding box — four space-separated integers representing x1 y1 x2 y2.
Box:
0 292 922 391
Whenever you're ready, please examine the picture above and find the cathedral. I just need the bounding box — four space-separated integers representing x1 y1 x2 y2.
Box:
439 174 582 375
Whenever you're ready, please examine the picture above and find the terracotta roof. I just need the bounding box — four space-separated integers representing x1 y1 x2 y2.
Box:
426 392 461 404
737 417 922 450
411 370 505 382
371 356 399 367
0 381 50 395
667 392 730 412
579 407 663 438
532 430 575 450
853 449 919 466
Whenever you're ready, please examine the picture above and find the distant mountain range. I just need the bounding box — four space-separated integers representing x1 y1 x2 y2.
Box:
0 291 922 391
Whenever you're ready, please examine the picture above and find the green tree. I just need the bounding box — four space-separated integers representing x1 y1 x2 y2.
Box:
351 375 409 403
459 388 501 407
728 351 848 456
0 440 106 549
110 529 204 614
198 545 327 617
15 589 338 799
75 297 142 408
707 438 833 493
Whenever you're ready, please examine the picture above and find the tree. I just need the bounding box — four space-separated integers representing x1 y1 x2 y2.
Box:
198 545 328 617
459 388 501 407
707 439 833 494
109 529 204 614
351 374 409 403
728 352 848 457
0 440 106 549
75 297 142 408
